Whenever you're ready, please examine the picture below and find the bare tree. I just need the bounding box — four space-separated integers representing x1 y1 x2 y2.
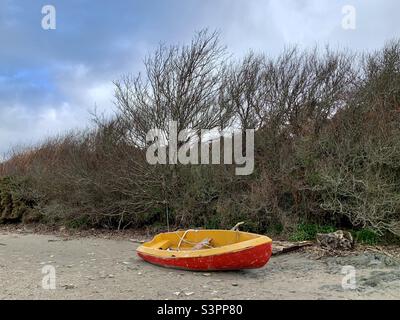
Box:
261 47 356 136
221 51 266 130
114 30 233 147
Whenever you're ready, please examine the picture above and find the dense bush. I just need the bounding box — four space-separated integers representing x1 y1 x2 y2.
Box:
1 32 400 238
0 177 42 223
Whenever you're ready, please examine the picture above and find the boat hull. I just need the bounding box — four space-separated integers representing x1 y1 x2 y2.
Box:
137 242 272 271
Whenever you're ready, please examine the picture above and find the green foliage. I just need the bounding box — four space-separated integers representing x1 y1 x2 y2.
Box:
65 215 92 229
0 177 42 224
289 223 336 242
352 229 380 245
203 214 222 230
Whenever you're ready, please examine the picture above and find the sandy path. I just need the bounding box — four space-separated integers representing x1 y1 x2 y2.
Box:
1 231 399 300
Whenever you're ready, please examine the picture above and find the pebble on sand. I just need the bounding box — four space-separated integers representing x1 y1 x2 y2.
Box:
63 284 75 290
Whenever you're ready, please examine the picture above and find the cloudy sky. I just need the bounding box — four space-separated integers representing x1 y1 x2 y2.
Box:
0 0 399 156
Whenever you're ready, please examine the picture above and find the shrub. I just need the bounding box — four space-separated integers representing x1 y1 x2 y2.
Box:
289 223 336 242
1 33 400 240
0 177 42 223
352 229 380 245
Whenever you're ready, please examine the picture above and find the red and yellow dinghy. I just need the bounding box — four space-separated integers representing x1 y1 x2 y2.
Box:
136 229 272 271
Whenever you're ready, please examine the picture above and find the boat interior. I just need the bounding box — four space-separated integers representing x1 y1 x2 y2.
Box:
141 229 267 251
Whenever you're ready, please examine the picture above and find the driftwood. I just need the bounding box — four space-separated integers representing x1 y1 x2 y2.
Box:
316 230 354 250
129 238 146 244
272 241 313 256
192 238 212 250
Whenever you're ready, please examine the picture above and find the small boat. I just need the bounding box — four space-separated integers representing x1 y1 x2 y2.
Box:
136 229 272 271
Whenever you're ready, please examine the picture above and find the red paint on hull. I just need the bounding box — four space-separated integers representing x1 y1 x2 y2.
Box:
137 242 272 271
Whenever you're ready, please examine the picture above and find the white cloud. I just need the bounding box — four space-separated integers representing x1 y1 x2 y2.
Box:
0 102 91 155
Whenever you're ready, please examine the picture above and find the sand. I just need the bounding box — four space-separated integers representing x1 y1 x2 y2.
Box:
1 230 399 300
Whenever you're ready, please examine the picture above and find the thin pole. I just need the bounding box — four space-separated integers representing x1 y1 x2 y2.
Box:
166 203 170 232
